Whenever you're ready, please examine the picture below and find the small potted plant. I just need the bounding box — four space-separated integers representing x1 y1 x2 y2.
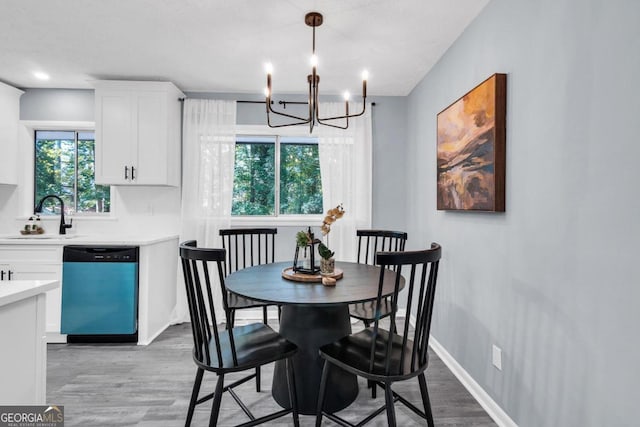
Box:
318 242 335 275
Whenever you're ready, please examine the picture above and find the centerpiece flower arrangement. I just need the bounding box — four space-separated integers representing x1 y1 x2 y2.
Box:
317 204 345 274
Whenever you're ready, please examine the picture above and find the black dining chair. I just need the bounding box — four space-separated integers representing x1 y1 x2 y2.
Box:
180 240 299 427
220 228 280 327
349 230 408 328
316 243 442 427
350 230 408 398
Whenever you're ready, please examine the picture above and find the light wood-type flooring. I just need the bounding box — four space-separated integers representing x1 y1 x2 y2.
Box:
48 320 497 426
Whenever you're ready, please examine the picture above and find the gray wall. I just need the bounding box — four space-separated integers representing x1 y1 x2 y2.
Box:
20 89 94 121
406 0 640 425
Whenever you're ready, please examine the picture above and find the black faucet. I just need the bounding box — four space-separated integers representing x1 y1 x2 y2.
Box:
35 194 73 235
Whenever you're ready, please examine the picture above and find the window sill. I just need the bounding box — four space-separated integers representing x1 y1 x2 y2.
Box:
230 215 323 227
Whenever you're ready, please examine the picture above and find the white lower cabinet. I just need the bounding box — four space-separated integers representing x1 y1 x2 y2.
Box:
0 283 57 404
0 246 63 340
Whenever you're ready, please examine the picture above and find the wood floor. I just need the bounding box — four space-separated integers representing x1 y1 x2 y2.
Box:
48 321 497 426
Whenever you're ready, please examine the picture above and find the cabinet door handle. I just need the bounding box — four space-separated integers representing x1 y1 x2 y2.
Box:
124 166 129 180
0 270 4 281
7 270 12 281
131 166 136 180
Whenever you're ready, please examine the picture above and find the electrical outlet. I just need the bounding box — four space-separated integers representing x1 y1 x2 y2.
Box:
492 344 502 371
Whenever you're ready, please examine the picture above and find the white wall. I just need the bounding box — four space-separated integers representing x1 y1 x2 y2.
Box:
406 0 640 425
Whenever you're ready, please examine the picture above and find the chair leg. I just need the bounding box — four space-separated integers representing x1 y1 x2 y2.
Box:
315 360 331 427
384 382 397 427
185 368 204 427
369 379 377 398
277 305 282 322
208 374 225 427
285 358 300 427
418 373 435 427
262 306 268 324
255 367 261 392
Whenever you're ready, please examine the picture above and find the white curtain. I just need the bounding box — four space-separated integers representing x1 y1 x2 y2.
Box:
318 102 372 262
175 99 236 323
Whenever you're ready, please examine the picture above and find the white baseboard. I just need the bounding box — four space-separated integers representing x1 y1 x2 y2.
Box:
428 337 517 427
405 316 517 427
46 332 67 344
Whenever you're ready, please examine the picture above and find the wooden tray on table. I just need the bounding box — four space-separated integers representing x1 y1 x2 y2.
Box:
281 267 343 283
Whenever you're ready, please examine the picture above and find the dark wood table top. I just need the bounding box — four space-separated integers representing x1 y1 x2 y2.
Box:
225 261 403 306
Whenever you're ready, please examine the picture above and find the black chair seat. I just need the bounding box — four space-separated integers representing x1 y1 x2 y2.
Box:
320 328 426 381
348 299 393 322
204 323 297 372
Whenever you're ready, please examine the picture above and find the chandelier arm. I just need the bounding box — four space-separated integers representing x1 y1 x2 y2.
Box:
267 120 312 128
318 102 367 121
267 101 312 122
315 119 349 130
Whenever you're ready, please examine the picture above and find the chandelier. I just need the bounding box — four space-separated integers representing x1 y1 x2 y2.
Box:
264 12 368 133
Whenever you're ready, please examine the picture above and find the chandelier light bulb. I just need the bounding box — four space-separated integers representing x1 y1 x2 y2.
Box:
343 91 351 101
265 62 274 75
361 70 369 81
310 55 318 67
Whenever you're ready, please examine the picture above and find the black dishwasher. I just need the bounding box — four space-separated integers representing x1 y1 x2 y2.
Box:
61 245 139 343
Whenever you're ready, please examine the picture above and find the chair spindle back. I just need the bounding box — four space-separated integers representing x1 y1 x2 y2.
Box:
370 243 441 375
180 240 239 368
357 230 408 266
220 228 277 276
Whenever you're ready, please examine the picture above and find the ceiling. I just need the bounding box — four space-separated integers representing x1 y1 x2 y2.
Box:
0 0 489 96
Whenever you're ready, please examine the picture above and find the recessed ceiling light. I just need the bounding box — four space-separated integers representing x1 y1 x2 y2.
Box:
33 71 50 81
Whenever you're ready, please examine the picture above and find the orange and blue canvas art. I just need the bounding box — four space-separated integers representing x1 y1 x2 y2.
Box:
437 73 506 211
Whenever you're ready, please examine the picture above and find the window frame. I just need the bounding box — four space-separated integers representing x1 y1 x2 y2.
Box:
232 125 324 226
21 120 115 220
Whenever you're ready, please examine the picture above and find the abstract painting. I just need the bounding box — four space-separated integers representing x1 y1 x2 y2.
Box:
437 73 506 211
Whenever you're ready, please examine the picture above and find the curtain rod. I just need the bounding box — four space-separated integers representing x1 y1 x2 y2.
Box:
178 98 376 107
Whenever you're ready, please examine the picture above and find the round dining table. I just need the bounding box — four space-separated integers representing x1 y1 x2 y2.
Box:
225 260 403 415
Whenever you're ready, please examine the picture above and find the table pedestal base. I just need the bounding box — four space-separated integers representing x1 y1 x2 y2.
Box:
272 304 358 415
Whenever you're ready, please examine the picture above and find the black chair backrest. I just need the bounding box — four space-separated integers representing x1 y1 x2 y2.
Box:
180 240 239 368
219 228 277 276
357 230 408 265
371 243 441 375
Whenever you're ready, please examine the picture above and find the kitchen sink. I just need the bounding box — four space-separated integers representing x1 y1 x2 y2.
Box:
3 234 83 240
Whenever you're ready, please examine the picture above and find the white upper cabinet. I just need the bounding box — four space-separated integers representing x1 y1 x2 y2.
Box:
93 81 184 186
0 82 24 185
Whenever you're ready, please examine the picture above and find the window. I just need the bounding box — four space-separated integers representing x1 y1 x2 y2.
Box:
232 135 322 216
34 130 110 214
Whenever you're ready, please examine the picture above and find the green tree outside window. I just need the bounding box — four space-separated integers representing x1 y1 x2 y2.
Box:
35 130 110 214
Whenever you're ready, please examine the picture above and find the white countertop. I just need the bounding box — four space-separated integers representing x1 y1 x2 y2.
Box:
0 234 179 246
0 280 59 308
